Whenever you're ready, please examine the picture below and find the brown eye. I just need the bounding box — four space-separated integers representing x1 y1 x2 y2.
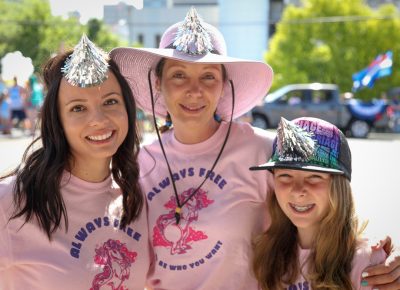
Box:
104 98 118 106
203 74 215 80
71 105 85 112
172 72 185 79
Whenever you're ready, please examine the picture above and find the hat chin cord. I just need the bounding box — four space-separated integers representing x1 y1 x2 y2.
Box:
147 69 235 224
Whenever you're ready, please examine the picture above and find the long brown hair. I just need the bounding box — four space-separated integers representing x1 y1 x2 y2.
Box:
1 51 143 240
253 175 360 290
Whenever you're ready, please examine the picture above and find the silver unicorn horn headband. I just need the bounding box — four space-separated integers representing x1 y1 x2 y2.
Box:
61 34 109 87
276 117 316 162
172 7 214 55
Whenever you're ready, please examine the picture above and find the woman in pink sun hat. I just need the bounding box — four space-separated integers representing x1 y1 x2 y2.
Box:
111 7 400 290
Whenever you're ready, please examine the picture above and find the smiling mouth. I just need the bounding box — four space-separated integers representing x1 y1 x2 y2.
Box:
180 104 206 112
86 131 114 141
289 203 315 213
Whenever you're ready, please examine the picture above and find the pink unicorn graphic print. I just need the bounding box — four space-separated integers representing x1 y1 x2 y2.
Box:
153 188 214 255
90 239 137 290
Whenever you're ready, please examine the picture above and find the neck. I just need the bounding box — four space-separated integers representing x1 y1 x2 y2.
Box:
297 227 316 249
172 119 220 144
69 158 111 183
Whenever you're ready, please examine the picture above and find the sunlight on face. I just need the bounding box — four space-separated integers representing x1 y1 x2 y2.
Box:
58 72 128 168
273 168 332 247
157 59 225 131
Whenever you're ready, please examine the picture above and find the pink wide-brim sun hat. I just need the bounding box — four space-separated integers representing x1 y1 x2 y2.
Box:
110 18 274 120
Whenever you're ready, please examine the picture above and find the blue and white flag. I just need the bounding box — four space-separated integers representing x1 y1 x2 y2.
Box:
352 51 393 92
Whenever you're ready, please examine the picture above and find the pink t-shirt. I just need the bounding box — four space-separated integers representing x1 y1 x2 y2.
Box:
139 121 275 290
0 172 150 290
285 240 386 289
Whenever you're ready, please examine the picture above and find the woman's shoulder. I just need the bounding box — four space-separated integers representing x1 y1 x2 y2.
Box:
0 176 16 220
138 139 160 178
232 121 275 140
0 176 16 200
230 121 276 149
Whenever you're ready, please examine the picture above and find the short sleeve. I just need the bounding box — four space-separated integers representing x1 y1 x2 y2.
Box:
0 180 14 271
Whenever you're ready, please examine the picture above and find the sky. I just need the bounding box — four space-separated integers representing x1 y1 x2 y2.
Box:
49 0 143 23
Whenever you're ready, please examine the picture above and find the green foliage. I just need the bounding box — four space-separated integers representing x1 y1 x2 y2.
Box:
86 18 128 52
0 0 126 73
266 0 400 100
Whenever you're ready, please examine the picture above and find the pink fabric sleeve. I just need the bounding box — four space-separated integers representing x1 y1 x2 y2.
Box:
0 180 13 273
0 206 11 272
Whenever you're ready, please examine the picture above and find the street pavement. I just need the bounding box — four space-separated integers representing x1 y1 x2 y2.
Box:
1 130 400 244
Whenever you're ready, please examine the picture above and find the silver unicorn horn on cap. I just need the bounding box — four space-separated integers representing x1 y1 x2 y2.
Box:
276 117 316 162
61 34 109 87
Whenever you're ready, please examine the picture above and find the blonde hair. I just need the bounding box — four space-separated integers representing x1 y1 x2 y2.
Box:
253 174 362 290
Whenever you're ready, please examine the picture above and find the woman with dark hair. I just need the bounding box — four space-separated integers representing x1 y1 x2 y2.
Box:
0 36 150 289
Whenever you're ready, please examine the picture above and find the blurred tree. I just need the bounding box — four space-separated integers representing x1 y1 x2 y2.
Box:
11 0 51 70
87 18 102 41
86 18 128 52
38 16 85 66
0 0 126 73
266 0 400 100
0 0 18 57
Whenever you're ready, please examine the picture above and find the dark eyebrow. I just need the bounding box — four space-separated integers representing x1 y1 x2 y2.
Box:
102 92 123 99
64 92 122 106
64 98 87 106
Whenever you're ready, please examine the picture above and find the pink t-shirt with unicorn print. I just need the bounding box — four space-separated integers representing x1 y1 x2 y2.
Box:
0 172 150 290
139 121 275 290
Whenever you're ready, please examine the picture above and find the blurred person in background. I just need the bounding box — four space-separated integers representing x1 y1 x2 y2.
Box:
25 74 44 135
0 87 11 135
8 76 28 132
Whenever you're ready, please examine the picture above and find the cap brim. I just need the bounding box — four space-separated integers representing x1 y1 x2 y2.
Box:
110 47 273 119
249 161 345 176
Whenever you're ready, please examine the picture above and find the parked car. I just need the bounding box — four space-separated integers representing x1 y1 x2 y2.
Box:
251 83 389 138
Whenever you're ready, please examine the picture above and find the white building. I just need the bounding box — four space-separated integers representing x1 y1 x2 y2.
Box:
104 0 270 61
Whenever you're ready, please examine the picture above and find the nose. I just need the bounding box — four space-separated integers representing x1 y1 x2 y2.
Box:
186 80 202 97
291 180 307 196
89 107 109 127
